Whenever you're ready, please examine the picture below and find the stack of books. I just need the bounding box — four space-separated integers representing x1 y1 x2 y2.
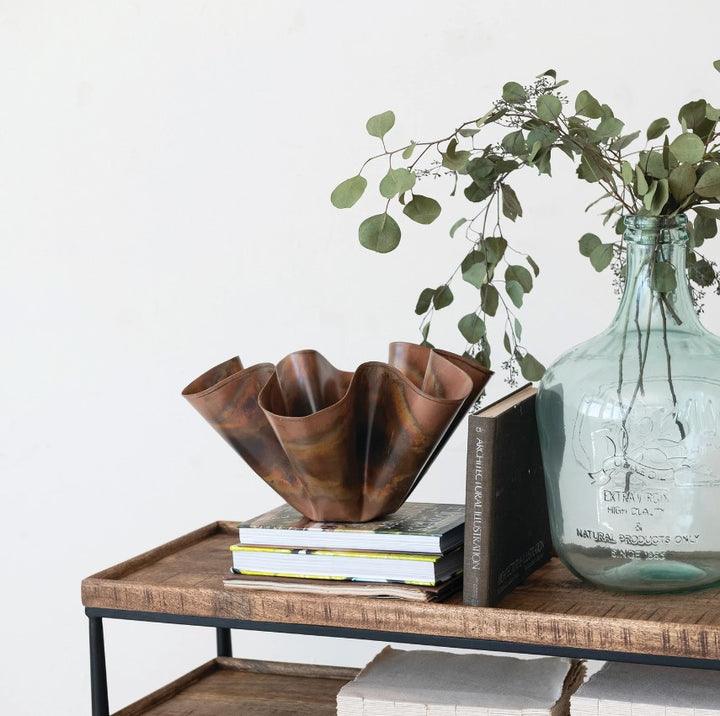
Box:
224 502 466 601
571 660 720 714
336 646 586 715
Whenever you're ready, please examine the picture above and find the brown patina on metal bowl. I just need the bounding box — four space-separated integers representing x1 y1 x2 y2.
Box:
182 342 491 522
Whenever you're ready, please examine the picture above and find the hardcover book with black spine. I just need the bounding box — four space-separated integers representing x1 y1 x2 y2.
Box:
463 384 553 606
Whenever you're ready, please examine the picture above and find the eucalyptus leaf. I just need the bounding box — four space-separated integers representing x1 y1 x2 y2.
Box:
527 125 558 149
695 206 720 219
645 178 669 215
695 166 720 198
651 260 677 293
458 313 486 343
643 180 658 212
505 280 524 308
502 81 527 104
461 251 488 288
442 138 471 172
693 212 718 241
528 140 543 164
505 264 533 292
599 104 615 120
415 288 435 315
526 255 540 277
474 344 491 369
514 317 523 340
688 257 716 286
578 233 601 257
536 93 563 121
484 236 508 265
358 213 401 253
433 284 454 310
467 156 495 182
476 107 507 127
501 183 523 222
589 242 614 272
379 168 416 199
403 195 441 224
669 133 705 164
640 150 668 179
575 90 603 119
678 100 707 131
518 352 546 381
596 116 624 139
621 161 634 186
577 154 606 183
449 218 468 238
481 284 499 316
503 332 512 353
669 164 697 202
502 130 527 156
331 175 368 209
610 131 640 152
366 110 395 139
402 142 416 160
464 179 494 203
714 59 720 73
647 117 670 141
495 158 520 174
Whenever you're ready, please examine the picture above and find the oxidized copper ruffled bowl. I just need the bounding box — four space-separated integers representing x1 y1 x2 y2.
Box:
182 342 491 522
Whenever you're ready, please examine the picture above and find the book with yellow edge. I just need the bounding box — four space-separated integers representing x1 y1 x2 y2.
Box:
229 543 463 585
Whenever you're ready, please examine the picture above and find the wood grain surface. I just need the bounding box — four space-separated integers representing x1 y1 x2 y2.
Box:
114 657 358 715
82 521 720 662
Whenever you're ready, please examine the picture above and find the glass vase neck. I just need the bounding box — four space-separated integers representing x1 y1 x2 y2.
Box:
613 213 701 333
623 214 689 244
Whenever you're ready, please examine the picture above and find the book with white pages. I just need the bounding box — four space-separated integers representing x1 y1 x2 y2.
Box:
237 502 465 554
336 646 586 716
571 661 720 716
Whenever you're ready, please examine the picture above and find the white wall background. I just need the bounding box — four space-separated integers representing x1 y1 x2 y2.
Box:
3 1 720 713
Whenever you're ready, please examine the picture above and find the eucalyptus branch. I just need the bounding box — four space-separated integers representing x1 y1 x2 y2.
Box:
332 63 720 382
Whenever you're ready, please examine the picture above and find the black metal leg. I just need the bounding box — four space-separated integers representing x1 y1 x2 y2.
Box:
89 615 110 716
216 627 232 657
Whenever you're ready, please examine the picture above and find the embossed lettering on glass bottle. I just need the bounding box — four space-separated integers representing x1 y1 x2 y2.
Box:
537 215 720 593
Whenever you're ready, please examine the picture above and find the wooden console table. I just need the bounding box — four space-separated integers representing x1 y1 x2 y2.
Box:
81 520 720 715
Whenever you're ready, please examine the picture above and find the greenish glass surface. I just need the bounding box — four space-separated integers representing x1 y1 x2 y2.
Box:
537 215 720 592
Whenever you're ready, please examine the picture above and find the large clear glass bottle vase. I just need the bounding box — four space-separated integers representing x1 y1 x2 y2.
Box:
536 215 720 593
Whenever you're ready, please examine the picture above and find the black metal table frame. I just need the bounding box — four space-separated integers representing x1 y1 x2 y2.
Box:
86 606 720 716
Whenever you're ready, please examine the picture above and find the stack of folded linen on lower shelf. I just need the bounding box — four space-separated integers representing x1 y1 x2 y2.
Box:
336 646 585 716
571 660 720 715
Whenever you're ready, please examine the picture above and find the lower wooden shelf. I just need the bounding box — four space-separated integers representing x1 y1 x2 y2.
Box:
113 657 358 715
